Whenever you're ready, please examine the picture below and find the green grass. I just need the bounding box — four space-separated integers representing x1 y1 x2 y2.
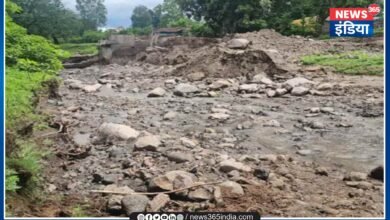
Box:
59 43 98 56
71 204 90 217
301 51 384 75
6 68 55 195
6 68 55 128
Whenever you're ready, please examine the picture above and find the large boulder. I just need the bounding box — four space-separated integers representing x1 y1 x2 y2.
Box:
98 123 140 140
121 195 150 215
174 83 200 97
134 135 162 151
227 38 251 49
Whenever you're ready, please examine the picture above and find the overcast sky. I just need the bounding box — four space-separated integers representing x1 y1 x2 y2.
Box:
62 0 163 28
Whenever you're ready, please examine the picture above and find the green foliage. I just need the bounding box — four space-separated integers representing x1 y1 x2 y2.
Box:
12 0 83 43
168 17 215 37
121 26 153 36
59 43 98 56
6 68 55 128
7 141 49 193
71 204 90 217
131 5 154 28
76 0 107 30
69 30 107 43
302 51 384 75
6 7 69 73
6 168 20 193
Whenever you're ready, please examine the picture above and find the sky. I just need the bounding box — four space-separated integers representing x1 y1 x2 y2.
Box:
62 0 163 28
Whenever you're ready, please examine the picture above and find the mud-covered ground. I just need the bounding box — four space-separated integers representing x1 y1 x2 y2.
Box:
27 31 384 217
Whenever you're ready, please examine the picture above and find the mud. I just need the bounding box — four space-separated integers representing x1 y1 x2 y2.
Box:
37 30 383 217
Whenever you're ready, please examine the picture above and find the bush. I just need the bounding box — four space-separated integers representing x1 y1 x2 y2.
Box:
6 15 69 73
68 30 107 43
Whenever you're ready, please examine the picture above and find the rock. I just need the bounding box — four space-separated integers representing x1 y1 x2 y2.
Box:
251 73 267 83
187 72 206 81
165 79 177 88
344 172 367 181
188 188 213 201
180 137 197 148
227 170 240 178
211 108 231 114
220 159 251 172
149 176 173 191
320 107 334 114
166 152 193 163
134 135 162 151
107 195 124 212
345 181 373 190
284 77 313 88
239 84 259 93
317 83 333 91
253 168 269 180
163 111 177 120
310 107 321 113
275 88 288 96
296 149 312 156
259 77 274 85
219 181 244 196
148 87 166 97
291 86 309 96
270 178 286 190
174 83 200 96
209 80 231 90
315 167 328 176
121 195 150 215
83 84 102 93
213 186 224 206
92 173 118 185
266 90 276 97
263 119 281 127
148 194 170 212
310 121 325 129
209 113 230 120
66 79 84 89
369 165 383 181
259 154 277 162
227 38 250 49
98 123 140 140
149 171 197 192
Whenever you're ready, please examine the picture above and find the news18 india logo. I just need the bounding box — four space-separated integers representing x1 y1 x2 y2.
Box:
329 4 381 37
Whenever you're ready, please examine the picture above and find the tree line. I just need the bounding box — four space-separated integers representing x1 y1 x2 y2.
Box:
130 0 382 37
8 0 383 43
10 0 107 43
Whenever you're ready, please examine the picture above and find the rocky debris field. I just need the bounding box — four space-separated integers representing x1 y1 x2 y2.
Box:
39 31 383 217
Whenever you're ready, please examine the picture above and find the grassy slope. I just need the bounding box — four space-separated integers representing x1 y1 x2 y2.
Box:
59 43 98 56
301 50 383 75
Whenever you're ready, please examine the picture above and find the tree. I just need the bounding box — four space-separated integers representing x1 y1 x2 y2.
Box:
11 0 83 43
177 0 271 35
131 5 153 28
76 0 107 31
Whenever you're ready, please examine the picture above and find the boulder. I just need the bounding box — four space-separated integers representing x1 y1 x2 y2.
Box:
98 123 140 140
174 83 200 96
148 87 166 97
291 86 310 96
121 195 150 215
220 159 251 172
134 135 162 151
219 181 244 196
227 38 250 49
